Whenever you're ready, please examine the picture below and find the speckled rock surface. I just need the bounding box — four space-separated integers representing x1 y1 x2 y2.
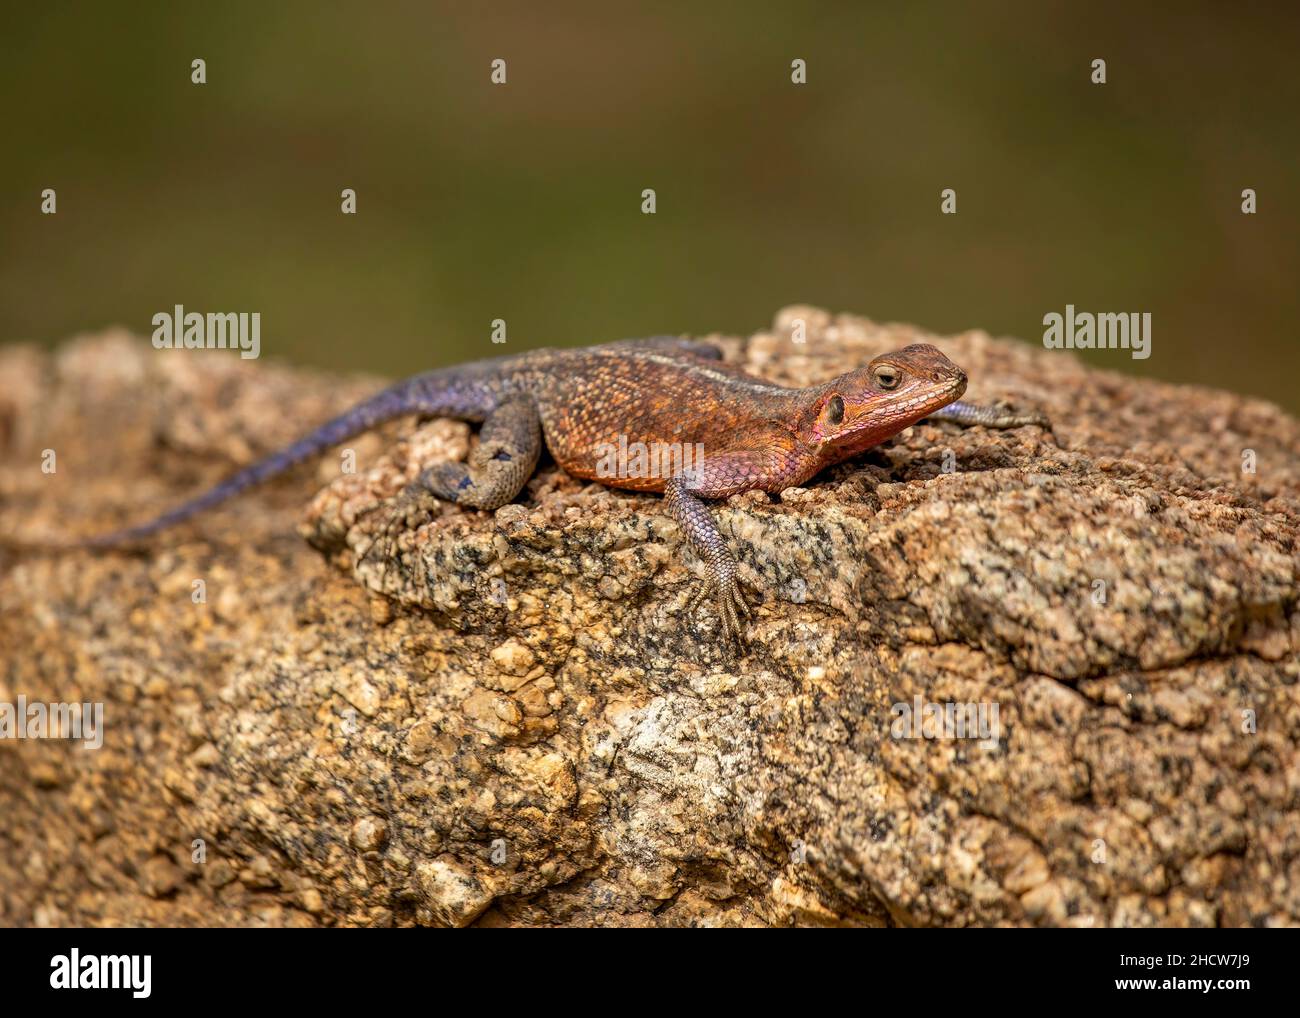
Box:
2 309 1298 927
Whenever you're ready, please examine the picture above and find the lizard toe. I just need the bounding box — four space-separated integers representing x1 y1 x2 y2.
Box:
717 583 751 649
686 580 709 618
734 582 754 619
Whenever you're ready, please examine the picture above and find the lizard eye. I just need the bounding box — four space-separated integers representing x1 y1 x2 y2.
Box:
874 366 901 390
826 394 845 424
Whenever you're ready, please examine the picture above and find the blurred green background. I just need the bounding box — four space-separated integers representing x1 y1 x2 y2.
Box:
2 2 1296 410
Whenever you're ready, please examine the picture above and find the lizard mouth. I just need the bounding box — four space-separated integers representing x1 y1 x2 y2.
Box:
895 374 967 416
828 373 967 452
872 372 967 424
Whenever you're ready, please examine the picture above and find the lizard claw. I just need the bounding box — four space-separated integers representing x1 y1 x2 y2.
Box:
687 571 754 652
719 581 752 651
358 484 438 590
357 508 404 590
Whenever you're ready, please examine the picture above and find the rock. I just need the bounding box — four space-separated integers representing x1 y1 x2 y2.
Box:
350 817 388 853
415 858 495 928
140 855 184 898
1 309 1298 927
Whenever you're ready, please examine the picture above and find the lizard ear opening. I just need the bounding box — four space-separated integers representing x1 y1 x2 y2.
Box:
825 394 845 425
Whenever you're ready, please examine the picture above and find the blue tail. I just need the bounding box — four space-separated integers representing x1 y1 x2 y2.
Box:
79 368 496 548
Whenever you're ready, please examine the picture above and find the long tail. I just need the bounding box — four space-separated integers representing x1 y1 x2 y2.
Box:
6 367 498 552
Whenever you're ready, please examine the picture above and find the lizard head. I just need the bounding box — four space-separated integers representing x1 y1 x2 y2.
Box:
806 344 967 455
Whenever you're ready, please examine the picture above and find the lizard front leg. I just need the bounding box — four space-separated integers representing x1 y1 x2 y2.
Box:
664 447 783 649
924 399 1051 430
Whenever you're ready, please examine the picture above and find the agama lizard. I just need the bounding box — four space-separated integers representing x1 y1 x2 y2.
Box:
18 336 1048 645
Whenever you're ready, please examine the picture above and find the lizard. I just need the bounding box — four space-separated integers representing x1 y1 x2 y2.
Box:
9 336 1049 645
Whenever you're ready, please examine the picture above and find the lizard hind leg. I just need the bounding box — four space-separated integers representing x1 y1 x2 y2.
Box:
358 396 542 585
418 394 542 510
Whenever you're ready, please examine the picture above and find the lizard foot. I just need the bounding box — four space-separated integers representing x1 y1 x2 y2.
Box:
992 403 1053 431
687 571 754 652
926 400 1053 432
357 483 441 590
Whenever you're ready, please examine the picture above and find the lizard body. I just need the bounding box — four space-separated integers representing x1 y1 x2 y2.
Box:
30 336 1049 645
